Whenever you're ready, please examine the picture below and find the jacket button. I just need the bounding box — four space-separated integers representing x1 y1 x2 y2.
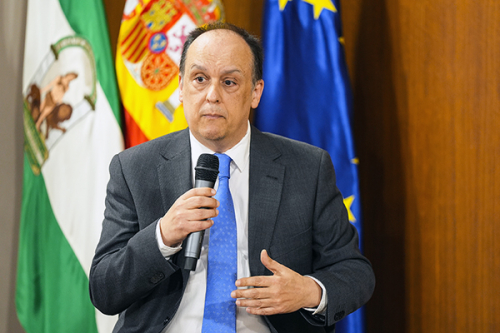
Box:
163 316 170 325
334 310 345 321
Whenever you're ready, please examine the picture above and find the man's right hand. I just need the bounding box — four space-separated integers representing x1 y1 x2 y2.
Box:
159 188 219 247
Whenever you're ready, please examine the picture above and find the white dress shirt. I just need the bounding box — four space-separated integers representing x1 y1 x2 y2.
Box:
156 123 326 332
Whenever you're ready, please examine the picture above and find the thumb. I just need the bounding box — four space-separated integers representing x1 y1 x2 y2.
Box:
260 249 283 275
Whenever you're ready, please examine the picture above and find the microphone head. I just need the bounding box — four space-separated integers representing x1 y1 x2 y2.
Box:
195 153 219 183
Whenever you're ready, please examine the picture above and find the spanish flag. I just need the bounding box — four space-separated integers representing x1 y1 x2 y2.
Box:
116 0 225 147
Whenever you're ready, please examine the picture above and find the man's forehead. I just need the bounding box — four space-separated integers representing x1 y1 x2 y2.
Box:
196 29 245 44
186 29 252 63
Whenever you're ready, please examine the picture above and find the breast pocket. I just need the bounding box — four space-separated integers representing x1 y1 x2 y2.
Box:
268 226 312 273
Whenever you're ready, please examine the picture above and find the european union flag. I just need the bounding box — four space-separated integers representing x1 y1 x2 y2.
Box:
255 1 365 332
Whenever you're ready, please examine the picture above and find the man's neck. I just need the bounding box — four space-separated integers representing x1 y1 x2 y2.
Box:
190 122 251 153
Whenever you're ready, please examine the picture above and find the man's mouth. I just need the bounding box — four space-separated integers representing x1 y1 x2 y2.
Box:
202 113 224 119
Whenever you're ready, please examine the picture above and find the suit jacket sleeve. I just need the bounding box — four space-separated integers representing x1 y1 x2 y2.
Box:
305 150 375 326
250 132 375 331
89 153 180 316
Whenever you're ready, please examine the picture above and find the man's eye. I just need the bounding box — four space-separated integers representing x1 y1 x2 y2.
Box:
224 80 235 86
195 76 205 83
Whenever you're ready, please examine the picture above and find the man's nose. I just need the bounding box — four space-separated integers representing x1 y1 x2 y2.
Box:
206 82 221 104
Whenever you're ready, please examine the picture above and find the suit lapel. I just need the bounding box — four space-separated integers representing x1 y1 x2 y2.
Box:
155 128 285 277
157 129 192 207
156 129 192 270
248 127 285 276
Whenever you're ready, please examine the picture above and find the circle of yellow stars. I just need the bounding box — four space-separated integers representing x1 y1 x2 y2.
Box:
279 0 337 19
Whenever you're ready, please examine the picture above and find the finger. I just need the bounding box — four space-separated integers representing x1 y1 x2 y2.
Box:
186 207 219 222
184 196 219 210
231 286 272 300
183 219 214 233
167 206 217 228
179 187 216 201
245 306 281 316
235 298 271 309
260 249 283 275
235 275 273 288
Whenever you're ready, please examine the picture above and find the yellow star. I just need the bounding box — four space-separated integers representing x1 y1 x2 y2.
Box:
343 195 356 222
279 0 292 11
351 157 359 164
301 0 336 19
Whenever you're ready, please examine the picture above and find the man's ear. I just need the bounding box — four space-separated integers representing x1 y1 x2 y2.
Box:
178 75 183 103
251 79 264 109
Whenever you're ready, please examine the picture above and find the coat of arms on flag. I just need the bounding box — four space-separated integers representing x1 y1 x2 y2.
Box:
23 36 98 175
117 0 224 147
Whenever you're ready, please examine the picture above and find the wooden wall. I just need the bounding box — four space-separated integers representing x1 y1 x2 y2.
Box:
104 1 500 332
342 1 500 332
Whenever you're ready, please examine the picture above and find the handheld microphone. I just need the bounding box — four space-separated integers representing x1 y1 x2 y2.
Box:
184 153 219 271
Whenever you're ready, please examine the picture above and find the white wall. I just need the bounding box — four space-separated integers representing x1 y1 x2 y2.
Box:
0 0 28 332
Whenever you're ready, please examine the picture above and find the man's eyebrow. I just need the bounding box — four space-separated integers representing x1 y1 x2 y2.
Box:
189 64 244 76
190 64 207 71
221 68 243 76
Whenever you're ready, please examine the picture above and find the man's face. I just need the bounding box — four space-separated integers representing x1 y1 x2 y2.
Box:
179 30 264 152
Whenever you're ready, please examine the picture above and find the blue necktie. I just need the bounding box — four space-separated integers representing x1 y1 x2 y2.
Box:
202 153 237 333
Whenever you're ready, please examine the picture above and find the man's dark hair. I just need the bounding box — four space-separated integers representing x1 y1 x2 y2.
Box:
179 22 263 84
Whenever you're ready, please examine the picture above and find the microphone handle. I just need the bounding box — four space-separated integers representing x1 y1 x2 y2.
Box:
184 179 216 271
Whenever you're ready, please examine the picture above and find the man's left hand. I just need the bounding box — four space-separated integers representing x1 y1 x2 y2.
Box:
231 249 322 315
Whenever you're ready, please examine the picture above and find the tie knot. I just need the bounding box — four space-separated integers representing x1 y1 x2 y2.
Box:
215 153 231 179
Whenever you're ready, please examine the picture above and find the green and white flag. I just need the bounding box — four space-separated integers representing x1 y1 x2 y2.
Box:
17 0 123 331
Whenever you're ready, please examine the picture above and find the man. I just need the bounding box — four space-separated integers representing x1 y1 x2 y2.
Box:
90 23 375 333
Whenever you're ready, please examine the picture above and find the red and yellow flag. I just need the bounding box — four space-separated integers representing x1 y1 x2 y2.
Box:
116 0 224 147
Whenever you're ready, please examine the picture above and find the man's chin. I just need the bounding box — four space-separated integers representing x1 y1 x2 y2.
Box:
199 130 225 143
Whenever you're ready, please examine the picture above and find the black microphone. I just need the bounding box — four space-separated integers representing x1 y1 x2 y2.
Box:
184 153 219 271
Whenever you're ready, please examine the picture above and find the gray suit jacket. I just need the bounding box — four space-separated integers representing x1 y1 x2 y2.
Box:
89 126 375 333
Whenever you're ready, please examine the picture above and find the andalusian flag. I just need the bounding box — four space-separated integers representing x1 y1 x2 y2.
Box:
116 0 224 147
17 0 123 332
255 1 365 332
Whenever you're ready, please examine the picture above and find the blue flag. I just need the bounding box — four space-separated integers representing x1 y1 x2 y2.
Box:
255 1 364 332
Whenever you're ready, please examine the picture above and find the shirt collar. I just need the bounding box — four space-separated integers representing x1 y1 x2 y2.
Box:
189 121 251 174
